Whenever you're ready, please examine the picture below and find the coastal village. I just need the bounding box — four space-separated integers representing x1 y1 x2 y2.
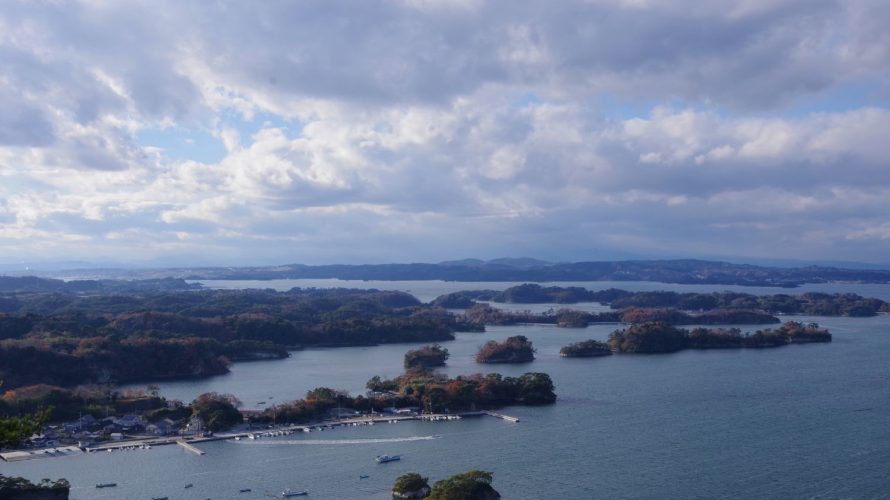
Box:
1 389 516 464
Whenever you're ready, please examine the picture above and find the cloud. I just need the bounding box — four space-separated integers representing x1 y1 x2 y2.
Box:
0 0 889 265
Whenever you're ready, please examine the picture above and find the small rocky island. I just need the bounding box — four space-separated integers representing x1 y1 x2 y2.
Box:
392 473 431 499
404 344 450 369
559 340 612 358
394 470 501 500
475 335 535 363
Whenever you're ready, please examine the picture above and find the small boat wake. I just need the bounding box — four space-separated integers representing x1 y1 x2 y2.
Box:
231 435 439 446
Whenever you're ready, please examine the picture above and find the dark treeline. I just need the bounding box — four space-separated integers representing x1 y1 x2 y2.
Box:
101 258 890 287
0 275 197 294
258 370 556 424
604 290 888 317
458 303 777 329
0 288 462 389
437 284 889 317
0 474 70 498
559 340 612 358
458 303 622 328
608 321 832 353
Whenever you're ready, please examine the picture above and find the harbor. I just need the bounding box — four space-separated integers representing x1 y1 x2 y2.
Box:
2 410 519 461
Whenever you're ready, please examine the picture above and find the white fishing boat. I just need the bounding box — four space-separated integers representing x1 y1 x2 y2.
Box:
281 488 308 497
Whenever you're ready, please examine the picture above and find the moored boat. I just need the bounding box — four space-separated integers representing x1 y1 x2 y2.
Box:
281 488 308 497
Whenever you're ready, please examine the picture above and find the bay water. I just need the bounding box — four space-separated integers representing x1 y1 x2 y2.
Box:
5 280 890 499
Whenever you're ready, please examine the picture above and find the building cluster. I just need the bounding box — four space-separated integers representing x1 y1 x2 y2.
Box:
25 413 201 449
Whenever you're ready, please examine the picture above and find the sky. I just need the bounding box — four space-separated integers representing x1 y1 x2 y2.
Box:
1 0 890 267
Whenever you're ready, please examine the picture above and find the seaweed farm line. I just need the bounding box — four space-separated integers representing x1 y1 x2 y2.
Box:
0 411 517 462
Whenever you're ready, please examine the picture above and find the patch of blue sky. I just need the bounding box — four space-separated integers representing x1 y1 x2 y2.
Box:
137 126 227 164
784 80 889 117
137 111 304 163
515 92 680 121
515 92 542 108
218 108 304 140
594 94 713 120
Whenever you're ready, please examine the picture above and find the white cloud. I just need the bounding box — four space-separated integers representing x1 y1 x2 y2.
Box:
0 0 889 264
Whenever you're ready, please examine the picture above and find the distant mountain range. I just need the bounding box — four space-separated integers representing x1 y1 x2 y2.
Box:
24 258 890 288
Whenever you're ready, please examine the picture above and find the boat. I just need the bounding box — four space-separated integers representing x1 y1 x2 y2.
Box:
359 475 369 479
152 497 168 500
239 488 252 493
375 454 401 463
184 483 193 489
95 483 117 488
281 489 308 497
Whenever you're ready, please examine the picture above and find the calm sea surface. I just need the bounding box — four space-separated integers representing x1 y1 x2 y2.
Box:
6 280 890 499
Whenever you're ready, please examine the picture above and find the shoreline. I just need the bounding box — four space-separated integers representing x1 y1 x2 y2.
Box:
1 411 518 463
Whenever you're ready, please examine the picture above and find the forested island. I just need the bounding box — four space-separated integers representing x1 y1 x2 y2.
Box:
404 345 450 369
457 303 778 329
560 340 612 358
258 370 556 423
607 321 831 353
0 275 857 395
0 287 464 389
475 336 536 363
441 283 890 317
393 470 501 500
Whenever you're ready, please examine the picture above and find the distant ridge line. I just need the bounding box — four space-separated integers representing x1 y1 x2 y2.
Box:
12 258 890 288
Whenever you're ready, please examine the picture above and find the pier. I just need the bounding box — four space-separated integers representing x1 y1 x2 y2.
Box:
483 411 520 423
0 446 81 463
177 440 206 455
